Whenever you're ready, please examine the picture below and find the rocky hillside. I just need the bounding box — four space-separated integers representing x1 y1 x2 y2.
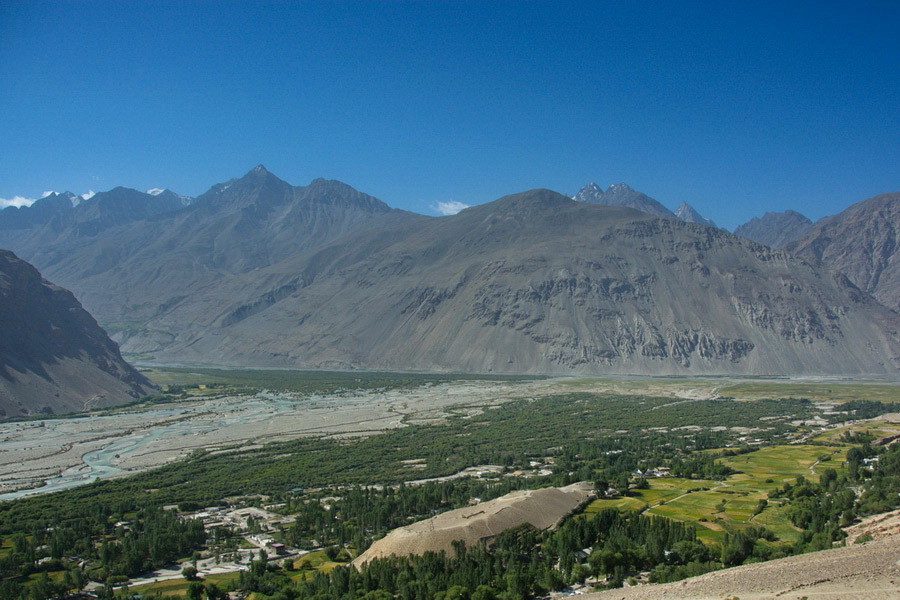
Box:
734 209 813 247
133 189 900 375
0 250 153 417
787 192 900 310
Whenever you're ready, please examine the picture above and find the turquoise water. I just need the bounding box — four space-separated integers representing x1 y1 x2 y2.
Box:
0 391 317 501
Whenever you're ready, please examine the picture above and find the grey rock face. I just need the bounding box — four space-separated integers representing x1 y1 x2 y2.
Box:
734 210 813 247
0 250 153 416
4 170 899 377
131 189 900 376
787 192 900 311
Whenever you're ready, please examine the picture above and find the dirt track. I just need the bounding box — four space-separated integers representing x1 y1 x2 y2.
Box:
587 534 900 600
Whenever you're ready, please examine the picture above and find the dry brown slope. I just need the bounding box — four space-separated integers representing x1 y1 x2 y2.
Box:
587 534 900 600
352 483 594 567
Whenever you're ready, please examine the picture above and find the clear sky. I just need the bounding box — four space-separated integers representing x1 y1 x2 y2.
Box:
1 1 898 230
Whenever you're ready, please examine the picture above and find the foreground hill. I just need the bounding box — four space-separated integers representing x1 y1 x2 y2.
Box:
138 189 900 375
787 192 900 311
0 250 152 416
587 533 900 600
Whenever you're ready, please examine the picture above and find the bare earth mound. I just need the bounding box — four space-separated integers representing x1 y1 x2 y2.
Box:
352 482 594 567
586 533 900 600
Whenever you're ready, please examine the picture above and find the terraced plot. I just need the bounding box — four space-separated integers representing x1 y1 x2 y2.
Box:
587 444 850 544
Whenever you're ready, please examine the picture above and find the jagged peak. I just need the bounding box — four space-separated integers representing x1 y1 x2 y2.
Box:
236 164 289 186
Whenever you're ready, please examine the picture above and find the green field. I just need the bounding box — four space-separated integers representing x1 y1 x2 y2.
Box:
811 417 900 444
586 444 849 544
129 571 239 597
718 381 900 403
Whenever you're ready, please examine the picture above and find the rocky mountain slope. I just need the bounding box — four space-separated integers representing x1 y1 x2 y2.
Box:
3 169 899 376
734 210 813 247
787 192 900 311
0 250 153 416
574 183 677 219
131 188 900 375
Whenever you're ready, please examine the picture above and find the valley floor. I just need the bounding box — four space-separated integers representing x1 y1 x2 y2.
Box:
5 373 897 501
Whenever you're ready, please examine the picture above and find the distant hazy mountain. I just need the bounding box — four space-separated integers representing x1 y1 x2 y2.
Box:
0 166 406 352
787 192 900 311
734 210 813 247
0 192 76 230
136 189 900 375
0 250 153 416
675 202 716 227
573 183 677 219
574 183 717 228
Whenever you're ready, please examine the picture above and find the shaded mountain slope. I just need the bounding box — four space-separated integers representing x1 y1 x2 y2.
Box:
0 250 153 417
735 210 813 247
138 189 900 375
787 192 900 310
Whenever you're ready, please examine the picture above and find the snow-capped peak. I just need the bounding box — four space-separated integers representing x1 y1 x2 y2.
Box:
147 188 165 196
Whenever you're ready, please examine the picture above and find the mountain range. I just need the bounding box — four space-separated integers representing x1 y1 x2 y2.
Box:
2 166 899 377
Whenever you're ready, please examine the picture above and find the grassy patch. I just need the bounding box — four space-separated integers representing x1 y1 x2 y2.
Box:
718 381 900 404
583 444 849 547
129 572 239 597
293 549 347 578
811 418 900 444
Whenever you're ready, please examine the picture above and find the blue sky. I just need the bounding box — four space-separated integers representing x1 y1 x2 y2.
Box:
1 1 898 230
